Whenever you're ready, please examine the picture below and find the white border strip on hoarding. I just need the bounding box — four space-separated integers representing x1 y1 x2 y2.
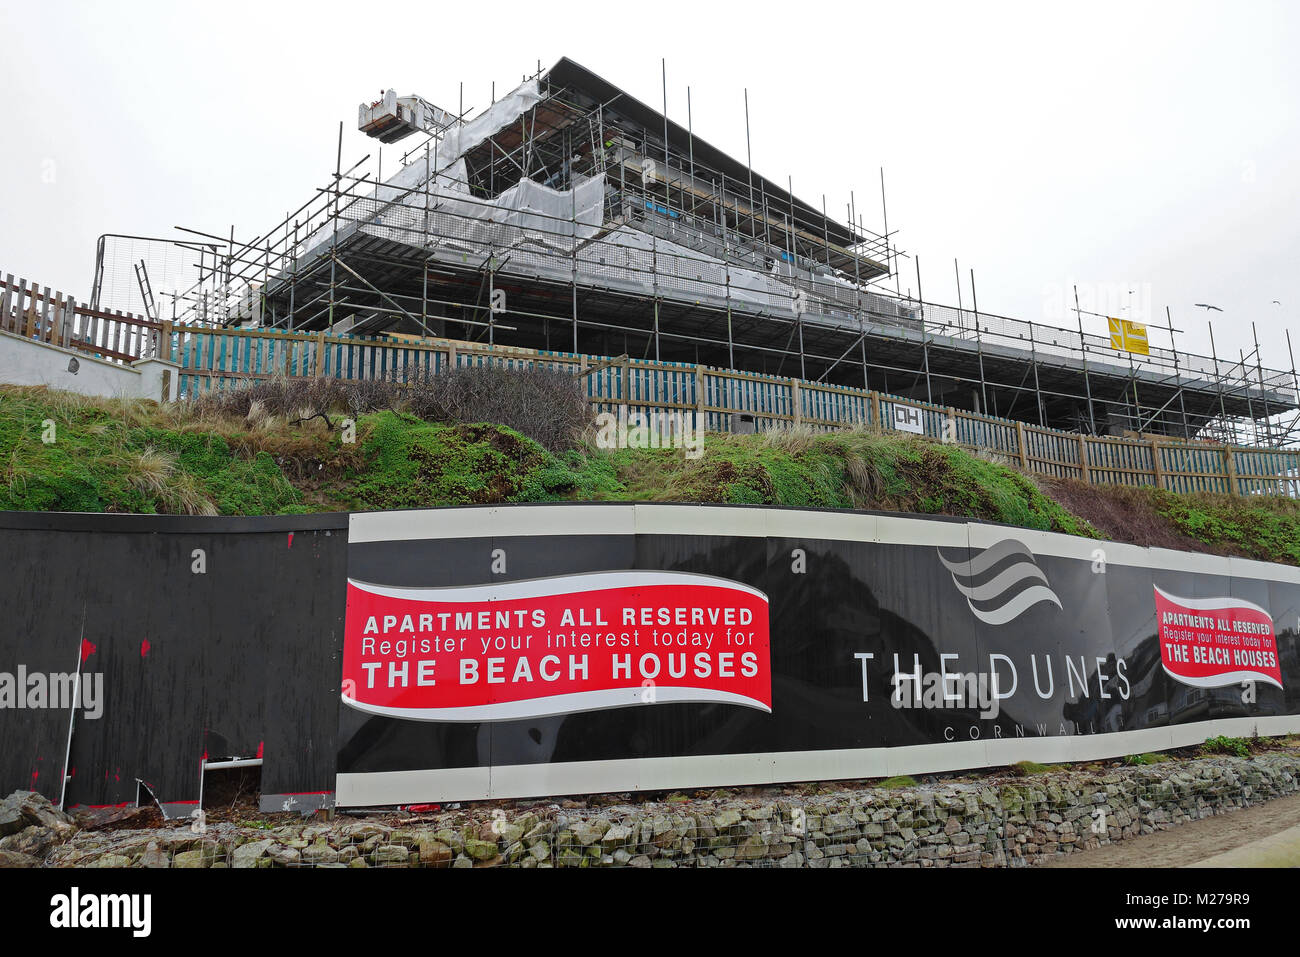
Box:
348 569 769 603
342 685 771 722
336 714 1300 806
1152 584 1270 616
349 504 1300 583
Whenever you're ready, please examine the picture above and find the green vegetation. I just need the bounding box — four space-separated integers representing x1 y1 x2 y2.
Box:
0 388 299 515
1010 760 1053 775
877 775 918 789
6 383 1300 571
1145 488 1300 565
1122 752 1172 766
1202 735 1252 758
562 428 1097 536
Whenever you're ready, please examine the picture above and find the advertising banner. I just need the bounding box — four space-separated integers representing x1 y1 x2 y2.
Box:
342 572 771 721
1154 586 1282 689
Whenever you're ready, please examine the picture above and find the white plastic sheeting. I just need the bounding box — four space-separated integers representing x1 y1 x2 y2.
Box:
370 79 542 200
493 174 606 241
299 79 545 260
436 80 542 168
360 170 606 254
575 226 801 312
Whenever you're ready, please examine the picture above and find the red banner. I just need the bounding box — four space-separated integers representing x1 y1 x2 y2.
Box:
1154 586 1283 689
342 571 771 721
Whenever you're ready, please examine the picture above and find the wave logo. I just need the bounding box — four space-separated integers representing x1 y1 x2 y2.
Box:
937 539 1062 625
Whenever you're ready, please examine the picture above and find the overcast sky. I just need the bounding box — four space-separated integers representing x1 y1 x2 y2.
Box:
2 0 1297 366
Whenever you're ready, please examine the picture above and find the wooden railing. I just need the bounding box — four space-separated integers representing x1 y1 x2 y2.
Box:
3 267 1297 497
1 272 160 363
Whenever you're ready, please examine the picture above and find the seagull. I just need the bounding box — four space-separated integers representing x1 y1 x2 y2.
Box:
1194 303 1223 312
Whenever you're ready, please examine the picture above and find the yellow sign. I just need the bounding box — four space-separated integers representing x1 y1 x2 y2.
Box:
1108 317 1149 355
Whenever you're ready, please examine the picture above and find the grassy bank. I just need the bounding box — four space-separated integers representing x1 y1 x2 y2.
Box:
3 384 1300 565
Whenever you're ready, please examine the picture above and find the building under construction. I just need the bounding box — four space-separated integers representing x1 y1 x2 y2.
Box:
90 57 1299 445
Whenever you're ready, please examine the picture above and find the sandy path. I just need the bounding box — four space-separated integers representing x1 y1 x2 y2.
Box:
1040 792 1300 868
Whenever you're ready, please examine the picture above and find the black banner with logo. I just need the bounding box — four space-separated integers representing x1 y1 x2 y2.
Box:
338 505 1300 805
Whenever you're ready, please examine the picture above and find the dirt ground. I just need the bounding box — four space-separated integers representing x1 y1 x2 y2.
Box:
1042 791 1300 867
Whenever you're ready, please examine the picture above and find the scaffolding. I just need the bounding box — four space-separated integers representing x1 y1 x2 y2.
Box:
89 57 1300 447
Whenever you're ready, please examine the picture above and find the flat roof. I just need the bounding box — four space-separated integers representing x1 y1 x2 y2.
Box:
543 57 876 259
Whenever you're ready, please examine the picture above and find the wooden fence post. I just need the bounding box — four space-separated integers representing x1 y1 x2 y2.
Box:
1014 421 1029 469
695 365 706 430
620 356 631 423
1223 446 1239 496
21 280 37 338
1078 434 1091 484
791 379 802 427
870 392 882 432
60 296 74 348
39 285 53 342
0 273 12 331
1150 439 1165 490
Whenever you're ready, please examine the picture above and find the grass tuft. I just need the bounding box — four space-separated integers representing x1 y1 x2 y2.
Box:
878 775 918 789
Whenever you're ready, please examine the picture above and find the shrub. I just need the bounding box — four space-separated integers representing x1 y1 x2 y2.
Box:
192 376 402 423
1202 735 1251 758
191 366 590 453
404 365 589 453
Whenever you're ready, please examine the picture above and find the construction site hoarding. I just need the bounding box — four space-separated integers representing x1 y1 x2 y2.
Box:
2 503 1298 813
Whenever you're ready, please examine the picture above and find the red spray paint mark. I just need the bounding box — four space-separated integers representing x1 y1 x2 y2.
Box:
201 751 208 762
256 741 264 759
80 638 97 664
287 532 294 549
141 638 151 657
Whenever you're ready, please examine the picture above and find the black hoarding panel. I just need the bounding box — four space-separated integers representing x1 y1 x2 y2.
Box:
0 527 91 804
0 513 347 812
1267 576 1300 716
1104 546 1167 741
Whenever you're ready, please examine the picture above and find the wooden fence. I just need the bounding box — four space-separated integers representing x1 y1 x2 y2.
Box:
2 268 1297 497
1 272 159 363
153 321 1300 498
